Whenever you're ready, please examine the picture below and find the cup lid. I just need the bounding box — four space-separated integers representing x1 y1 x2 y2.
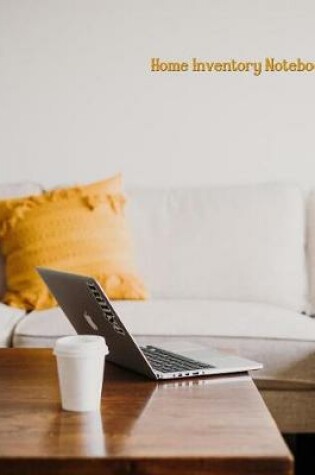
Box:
54 335 108 357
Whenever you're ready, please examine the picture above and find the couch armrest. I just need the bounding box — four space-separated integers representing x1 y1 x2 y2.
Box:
0 303 26 347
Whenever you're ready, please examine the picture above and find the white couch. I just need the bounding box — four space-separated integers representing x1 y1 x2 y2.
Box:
1 182 315 433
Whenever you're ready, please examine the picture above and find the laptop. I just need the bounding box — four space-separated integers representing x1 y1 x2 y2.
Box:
37 267 263 380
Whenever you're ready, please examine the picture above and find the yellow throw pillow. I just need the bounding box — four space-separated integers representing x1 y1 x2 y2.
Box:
0 175 148 310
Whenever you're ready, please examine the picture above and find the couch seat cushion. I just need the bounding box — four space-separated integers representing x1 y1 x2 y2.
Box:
0 303 25 347
13 300 315 384
13 299 315 343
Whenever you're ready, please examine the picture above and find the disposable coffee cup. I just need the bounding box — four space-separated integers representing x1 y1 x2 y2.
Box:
54 335 108 412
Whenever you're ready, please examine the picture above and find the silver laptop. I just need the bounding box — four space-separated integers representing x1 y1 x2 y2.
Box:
37 268 262 380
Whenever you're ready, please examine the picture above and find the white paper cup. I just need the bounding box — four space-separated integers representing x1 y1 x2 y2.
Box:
54 335 108 412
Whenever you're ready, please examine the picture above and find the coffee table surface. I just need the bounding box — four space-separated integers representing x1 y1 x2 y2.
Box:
0 348 292 475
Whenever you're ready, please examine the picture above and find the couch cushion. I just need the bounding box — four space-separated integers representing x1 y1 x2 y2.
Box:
0 183 41 200
126 184 306 312
0 183 42 298
0 303 25 347
13 300 315 343
13 300 315 383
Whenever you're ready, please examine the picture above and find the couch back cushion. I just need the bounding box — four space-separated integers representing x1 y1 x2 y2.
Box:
0 183 42 298
127 184 306 311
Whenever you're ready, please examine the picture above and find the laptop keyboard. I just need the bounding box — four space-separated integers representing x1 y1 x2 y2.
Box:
141 346 214 374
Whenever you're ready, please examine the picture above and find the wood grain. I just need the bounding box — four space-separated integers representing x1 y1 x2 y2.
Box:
0 348 293 475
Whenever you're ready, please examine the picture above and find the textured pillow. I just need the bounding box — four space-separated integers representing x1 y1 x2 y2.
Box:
0 175 147 310
0 183 43 299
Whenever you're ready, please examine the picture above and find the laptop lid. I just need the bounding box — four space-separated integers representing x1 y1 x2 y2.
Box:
37 267 156 379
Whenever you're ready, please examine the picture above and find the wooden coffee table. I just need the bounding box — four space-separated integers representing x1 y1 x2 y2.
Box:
0 348 293 475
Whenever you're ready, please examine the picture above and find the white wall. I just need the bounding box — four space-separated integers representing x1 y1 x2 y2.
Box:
0 0 315 188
